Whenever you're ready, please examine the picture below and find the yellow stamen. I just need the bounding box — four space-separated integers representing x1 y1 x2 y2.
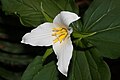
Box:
53 38 59 43
58 33 67 43
52 27 63 31
52 27 68 43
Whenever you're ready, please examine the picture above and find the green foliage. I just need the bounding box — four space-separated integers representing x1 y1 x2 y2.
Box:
1 0 45 27
69 49 110 80
42 48 53 62
21 56 58 80
83 0 120 58
1 0 120 80
42 0 74 18
1 0 78 27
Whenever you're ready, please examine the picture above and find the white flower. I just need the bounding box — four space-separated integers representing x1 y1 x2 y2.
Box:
21 11 80 76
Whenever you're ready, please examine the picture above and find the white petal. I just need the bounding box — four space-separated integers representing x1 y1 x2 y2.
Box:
21 22 56 46
53 11 80 26
52 37 73 76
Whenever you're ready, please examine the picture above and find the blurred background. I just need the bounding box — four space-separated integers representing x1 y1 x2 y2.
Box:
0 1 47 80
0 0 120 80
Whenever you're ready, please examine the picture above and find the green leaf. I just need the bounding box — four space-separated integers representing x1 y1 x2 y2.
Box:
42 48 53 62
68 49 110 80
41 3 53 22
69 0 79 14
1 0 45 27
41 0 76 18
89 48 111 80
72 32 96 39
82 0 120 58
21 56 58 80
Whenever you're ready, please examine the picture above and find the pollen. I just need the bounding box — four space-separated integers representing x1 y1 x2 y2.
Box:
52 27 68 43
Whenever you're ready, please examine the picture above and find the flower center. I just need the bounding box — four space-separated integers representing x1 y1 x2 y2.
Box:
52 27 68 43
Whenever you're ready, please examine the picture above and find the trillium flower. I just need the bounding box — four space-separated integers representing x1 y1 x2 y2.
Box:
21 11 80 76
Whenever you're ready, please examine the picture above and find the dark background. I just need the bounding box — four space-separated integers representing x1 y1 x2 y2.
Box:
0 0 120 80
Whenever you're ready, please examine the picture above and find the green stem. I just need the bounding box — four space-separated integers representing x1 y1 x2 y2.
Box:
73 32 96 40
